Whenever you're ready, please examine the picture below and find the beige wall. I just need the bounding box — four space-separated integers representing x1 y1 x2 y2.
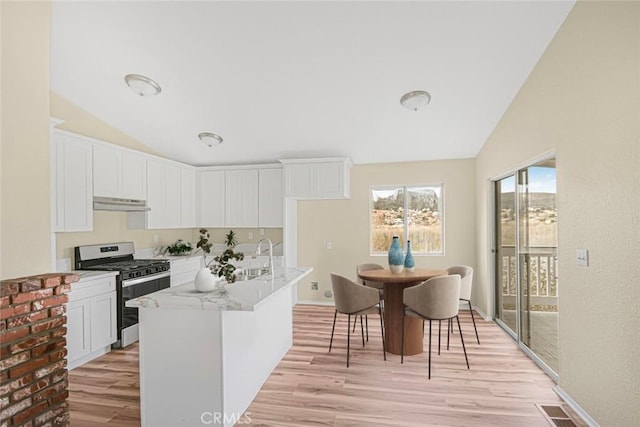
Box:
297 159 476 302
475 2 640 425
1 1 52 279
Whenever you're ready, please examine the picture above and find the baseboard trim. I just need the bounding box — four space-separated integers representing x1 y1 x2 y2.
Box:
295 299 335 306
472 305 491 321
554 385 600 427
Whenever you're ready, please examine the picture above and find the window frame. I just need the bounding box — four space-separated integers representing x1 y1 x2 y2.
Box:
369 183 445 257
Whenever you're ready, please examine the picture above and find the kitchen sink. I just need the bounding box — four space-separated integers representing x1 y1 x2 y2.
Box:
234 267 269 281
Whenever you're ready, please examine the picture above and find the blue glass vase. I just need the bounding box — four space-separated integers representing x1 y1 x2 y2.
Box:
388 236 404 274
404 240 415 272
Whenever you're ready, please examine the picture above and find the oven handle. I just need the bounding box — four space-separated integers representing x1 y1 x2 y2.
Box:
122 271 170 288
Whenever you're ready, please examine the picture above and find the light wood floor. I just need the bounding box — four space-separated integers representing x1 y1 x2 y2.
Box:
68 305 584 426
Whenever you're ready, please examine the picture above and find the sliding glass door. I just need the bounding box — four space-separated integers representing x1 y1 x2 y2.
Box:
494 158 558 376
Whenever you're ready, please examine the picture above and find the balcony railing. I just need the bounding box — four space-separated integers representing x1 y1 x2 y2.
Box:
499 246 558 312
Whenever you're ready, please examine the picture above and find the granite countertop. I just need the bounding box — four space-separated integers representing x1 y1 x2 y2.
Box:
126 267 312 312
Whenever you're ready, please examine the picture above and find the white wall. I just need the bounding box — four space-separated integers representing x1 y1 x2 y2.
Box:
1 1 52 279
475 2 640 425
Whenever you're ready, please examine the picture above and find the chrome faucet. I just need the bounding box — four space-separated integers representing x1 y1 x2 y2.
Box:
255 238 274 276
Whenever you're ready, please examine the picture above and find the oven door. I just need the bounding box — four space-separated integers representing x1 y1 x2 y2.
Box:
119 271 170 347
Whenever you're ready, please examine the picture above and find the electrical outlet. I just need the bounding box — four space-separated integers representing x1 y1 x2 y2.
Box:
153 235 159 244
248 231 253 240
326 241 333 249
260 228 265 236
311 282 318 290
576 249 589 266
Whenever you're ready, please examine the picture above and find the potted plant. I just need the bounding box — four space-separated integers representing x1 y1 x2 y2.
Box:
167 239 192 256
211 230 244 283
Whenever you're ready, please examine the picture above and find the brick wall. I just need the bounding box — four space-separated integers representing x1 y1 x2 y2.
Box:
0 273 78 427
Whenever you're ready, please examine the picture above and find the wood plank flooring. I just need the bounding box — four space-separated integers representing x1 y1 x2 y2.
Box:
68 305 584 426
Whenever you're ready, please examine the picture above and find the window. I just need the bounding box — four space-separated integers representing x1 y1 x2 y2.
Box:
370 185 444 255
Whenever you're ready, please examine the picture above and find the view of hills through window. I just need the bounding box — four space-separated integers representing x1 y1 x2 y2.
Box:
371 185 443 254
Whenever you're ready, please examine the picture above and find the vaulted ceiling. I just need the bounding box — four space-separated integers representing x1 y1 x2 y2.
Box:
51 1 575 166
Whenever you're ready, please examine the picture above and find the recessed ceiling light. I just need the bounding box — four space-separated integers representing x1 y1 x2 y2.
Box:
124 74 162 96
199 132 223 147
400 90 431 112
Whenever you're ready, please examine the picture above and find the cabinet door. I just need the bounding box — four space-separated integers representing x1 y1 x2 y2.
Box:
122 151 147 200
52 133 65 232
63 136 93 231
259 168 283 227
90 292 117 351
67 299 91 363
164 165 181 228
200 170 225 227
314 162 344 197
284 163 312 198
225 169 258 227
93 144 122 198
146 159 165 229
180 168 197 228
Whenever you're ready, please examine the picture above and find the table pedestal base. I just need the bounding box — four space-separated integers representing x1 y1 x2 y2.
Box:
384 282 424 355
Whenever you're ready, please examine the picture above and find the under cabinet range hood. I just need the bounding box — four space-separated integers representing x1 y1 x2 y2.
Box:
93 196 151 212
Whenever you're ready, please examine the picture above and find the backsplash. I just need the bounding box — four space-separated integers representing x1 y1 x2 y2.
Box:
55 211 283 267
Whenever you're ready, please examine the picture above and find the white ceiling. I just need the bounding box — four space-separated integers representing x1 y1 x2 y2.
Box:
51 1 575 166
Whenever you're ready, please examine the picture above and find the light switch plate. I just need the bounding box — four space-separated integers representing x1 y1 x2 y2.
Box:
326 242 333 249
576 249 589 267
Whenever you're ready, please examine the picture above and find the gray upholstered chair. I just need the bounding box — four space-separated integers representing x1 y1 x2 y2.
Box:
329 273 386 367
447 265 480 344
401 274 469 379
354 263 385 338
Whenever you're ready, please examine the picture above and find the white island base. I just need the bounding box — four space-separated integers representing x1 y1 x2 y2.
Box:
132 267 312 427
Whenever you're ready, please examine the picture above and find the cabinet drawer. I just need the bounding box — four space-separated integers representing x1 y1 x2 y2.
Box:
69 277 116 302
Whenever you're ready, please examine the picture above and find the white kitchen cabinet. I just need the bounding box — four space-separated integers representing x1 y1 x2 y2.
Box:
122 151 147 200
137 160 181 229
169 256 202 287
93 144 121 198
145 159 165 229
281 157 352 199
180 168 197 228
225 169 259 227
93 144 147 201
67 274 117 370
53 132 93 232
199 170 226 227
164 164 181 228
259 168 283 227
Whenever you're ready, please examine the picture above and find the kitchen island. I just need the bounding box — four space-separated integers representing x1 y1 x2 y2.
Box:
126 267 312 427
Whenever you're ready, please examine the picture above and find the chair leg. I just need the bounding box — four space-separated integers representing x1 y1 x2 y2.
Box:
447 318 451 351
401 307 405 364
438 320 442 355
468 300 480 344
379 309 386 361
360 315 365 347
428 319 432 380
329 309 337 352
456 315 470 370
347 314 351 368
365 315 369 342
352 316 358 333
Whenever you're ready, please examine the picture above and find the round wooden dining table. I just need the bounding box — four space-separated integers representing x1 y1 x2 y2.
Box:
357 268 448 355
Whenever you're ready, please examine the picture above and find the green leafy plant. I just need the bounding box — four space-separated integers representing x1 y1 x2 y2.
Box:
167 240 192 255
212 230 244 283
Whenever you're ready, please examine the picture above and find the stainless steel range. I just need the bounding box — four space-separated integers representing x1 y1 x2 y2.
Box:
74 242 170 348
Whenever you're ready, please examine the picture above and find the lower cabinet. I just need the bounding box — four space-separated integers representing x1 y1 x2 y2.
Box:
169 257 203 287
67 275 117 370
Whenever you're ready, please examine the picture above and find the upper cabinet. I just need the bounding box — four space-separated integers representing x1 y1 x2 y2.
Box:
199 170 225 227
198 165 283 229
130 159 195 229
259 168 283 227
52 131 93 232
225 169 259 227
93 144 146 200
281 157 352 200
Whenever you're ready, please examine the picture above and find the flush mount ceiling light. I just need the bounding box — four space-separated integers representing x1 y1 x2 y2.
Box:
124 74 162 96
400 90 431 112
198 132 223 147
